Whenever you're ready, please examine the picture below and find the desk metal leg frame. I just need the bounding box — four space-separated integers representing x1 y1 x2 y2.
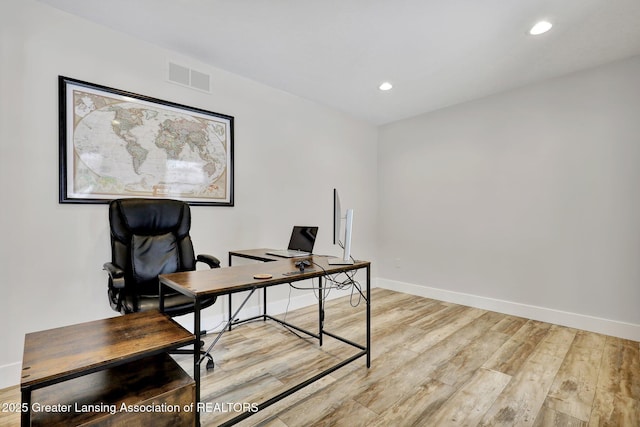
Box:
163 264 371 427
319 276 324 346
219 265 371 426
200 288 257 365
227 255 270 332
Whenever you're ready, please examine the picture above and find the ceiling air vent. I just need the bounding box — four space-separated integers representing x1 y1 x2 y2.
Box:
168 62 211 93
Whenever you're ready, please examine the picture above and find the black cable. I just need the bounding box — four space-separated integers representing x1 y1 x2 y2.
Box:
309 260 368 307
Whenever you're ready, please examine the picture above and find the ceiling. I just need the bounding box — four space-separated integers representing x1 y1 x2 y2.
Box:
38 0 640 125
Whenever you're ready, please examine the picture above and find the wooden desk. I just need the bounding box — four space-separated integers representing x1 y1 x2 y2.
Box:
159 254 371 426
20 310 195 427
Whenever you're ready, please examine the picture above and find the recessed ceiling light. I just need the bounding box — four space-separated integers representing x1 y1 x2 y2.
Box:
529 20 552 35
379 82 393 91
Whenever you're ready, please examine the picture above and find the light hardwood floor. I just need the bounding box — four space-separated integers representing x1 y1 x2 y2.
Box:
1 288 638 426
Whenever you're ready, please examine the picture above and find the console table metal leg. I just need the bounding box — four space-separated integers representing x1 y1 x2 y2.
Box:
194 298 202 427
20 390 30 427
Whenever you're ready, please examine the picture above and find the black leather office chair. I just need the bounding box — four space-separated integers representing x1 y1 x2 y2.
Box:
103 198 220 367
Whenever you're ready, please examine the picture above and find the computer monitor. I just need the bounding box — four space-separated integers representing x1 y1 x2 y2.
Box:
329 188 354 265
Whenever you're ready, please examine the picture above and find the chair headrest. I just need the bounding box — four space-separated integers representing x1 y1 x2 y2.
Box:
109 198 191 239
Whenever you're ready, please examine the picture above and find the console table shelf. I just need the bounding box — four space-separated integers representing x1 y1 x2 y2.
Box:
31 353 194 427
21 310 195 427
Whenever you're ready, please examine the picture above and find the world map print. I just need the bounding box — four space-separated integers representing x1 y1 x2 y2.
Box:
70 89 230 201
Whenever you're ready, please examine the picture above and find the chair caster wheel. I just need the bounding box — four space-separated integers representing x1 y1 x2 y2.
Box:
206 358 214 370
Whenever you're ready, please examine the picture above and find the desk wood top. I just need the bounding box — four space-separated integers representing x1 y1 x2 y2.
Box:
21 310 193 390
159 255 369 298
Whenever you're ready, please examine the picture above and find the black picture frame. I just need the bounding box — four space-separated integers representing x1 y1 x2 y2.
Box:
59 76 234 206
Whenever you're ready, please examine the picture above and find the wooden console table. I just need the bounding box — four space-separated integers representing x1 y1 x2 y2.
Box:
20 310 195 427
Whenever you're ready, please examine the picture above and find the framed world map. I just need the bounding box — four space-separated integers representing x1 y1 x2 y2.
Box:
59 76 234 206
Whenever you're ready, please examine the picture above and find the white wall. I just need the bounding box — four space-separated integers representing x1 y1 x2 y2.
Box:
0 1 378 387
378 55 640 340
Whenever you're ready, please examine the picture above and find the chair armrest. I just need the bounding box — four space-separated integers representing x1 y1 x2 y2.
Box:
196 254 221 269
103 262 125 289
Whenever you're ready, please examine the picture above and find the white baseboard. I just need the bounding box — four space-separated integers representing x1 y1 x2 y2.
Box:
0 362 21 390
377 278 640 342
